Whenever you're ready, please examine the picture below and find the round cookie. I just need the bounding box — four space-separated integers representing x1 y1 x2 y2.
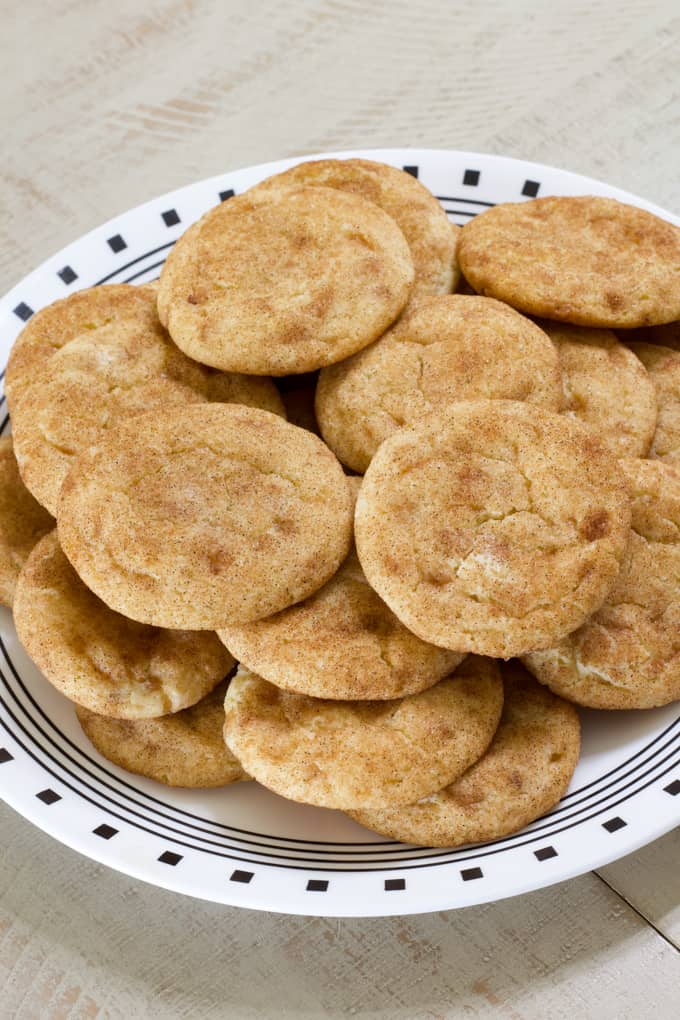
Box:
250 158 459 296
219 477 464 700
542 322 657 457
7 285 286 514
57 403 353 629
76 681 248 787
458 195 680 328
627 342 680 463
316 295 562 474
0 436 53 607
14 531 233 719
157 186 414 374
223 657 503 810
355 400 631 658
5 284 158 403
523 458 680 709
349 662 580 847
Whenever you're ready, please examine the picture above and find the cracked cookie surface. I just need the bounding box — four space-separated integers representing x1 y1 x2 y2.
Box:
219 478 464 700
222 657 503 810
57 403 353 629
249 157 458 297
0 436 53 607
349 661 580 846
76 680 248 787
7 284 284 514
543 322 657 457
317 295 562 473
14 531 233 718
157 186 414 374
355 400 631 658
523 458 680 708
458 196 680 328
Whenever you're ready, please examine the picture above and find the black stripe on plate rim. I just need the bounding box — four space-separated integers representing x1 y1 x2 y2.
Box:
1 659 679 869
2 631 679 858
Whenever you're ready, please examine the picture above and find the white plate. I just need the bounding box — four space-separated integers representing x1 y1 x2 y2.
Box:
1 149 679 918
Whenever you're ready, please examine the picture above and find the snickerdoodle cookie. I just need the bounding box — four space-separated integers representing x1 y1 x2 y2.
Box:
14 531 233 718
627 342 680 463
157 186 414 374
349 661 580 846
542 322 657 457
222 657 503 810
57 404 353 629
76 681 247 787
458 196 680 328
250 158 458 296
0 436 53 606
355 400 631 658
316 295 562 474
8 285 285 514
523 458 680 709
219 477 464 700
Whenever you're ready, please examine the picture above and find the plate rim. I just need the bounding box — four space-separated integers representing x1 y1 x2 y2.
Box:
1 146 679 917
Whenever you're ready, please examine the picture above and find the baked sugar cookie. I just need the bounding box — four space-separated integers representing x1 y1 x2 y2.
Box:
523 459 680 709
219 473 464 700
458 196 680 328
355 400 631 658
76 681 247 787
542 322 657 457
58 404 353 629
317 295 562 474
251 158 458 296
157 186 414 374
349 662 580 846
0 436 53 606
14 531 233 718
7 285 285 513
223 657 503 810
627 342 680 463
5 284 159 403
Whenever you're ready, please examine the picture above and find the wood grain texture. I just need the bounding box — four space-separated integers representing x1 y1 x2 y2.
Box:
1 803 679 1020
1 1 679 1016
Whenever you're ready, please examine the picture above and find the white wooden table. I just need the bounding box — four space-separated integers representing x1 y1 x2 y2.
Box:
1 2 679 1016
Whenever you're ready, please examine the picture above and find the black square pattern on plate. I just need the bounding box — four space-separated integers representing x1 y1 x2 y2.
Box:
58 265 78 285
158 850 183 866
384 878 406 891
0 748 13 764
534 846 558 862
219 188 235 202
230 869 254 884
36 788 61 805
162 209 180 227
93 824 118 840
602 816 627 833
306 879 329 892
463 169 480 186
13 302 33 322
402 165 419 178
461 867 483 882
522 179 541 198
664 779 680 796
107 234 127 253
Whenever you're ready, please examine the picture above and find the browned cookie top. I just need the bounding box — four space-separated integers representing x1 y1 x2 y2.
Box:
458 196 680 328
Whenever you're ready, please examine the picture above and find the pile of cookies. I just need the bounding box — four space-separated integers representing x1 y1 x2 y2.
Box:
2 157 680 849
